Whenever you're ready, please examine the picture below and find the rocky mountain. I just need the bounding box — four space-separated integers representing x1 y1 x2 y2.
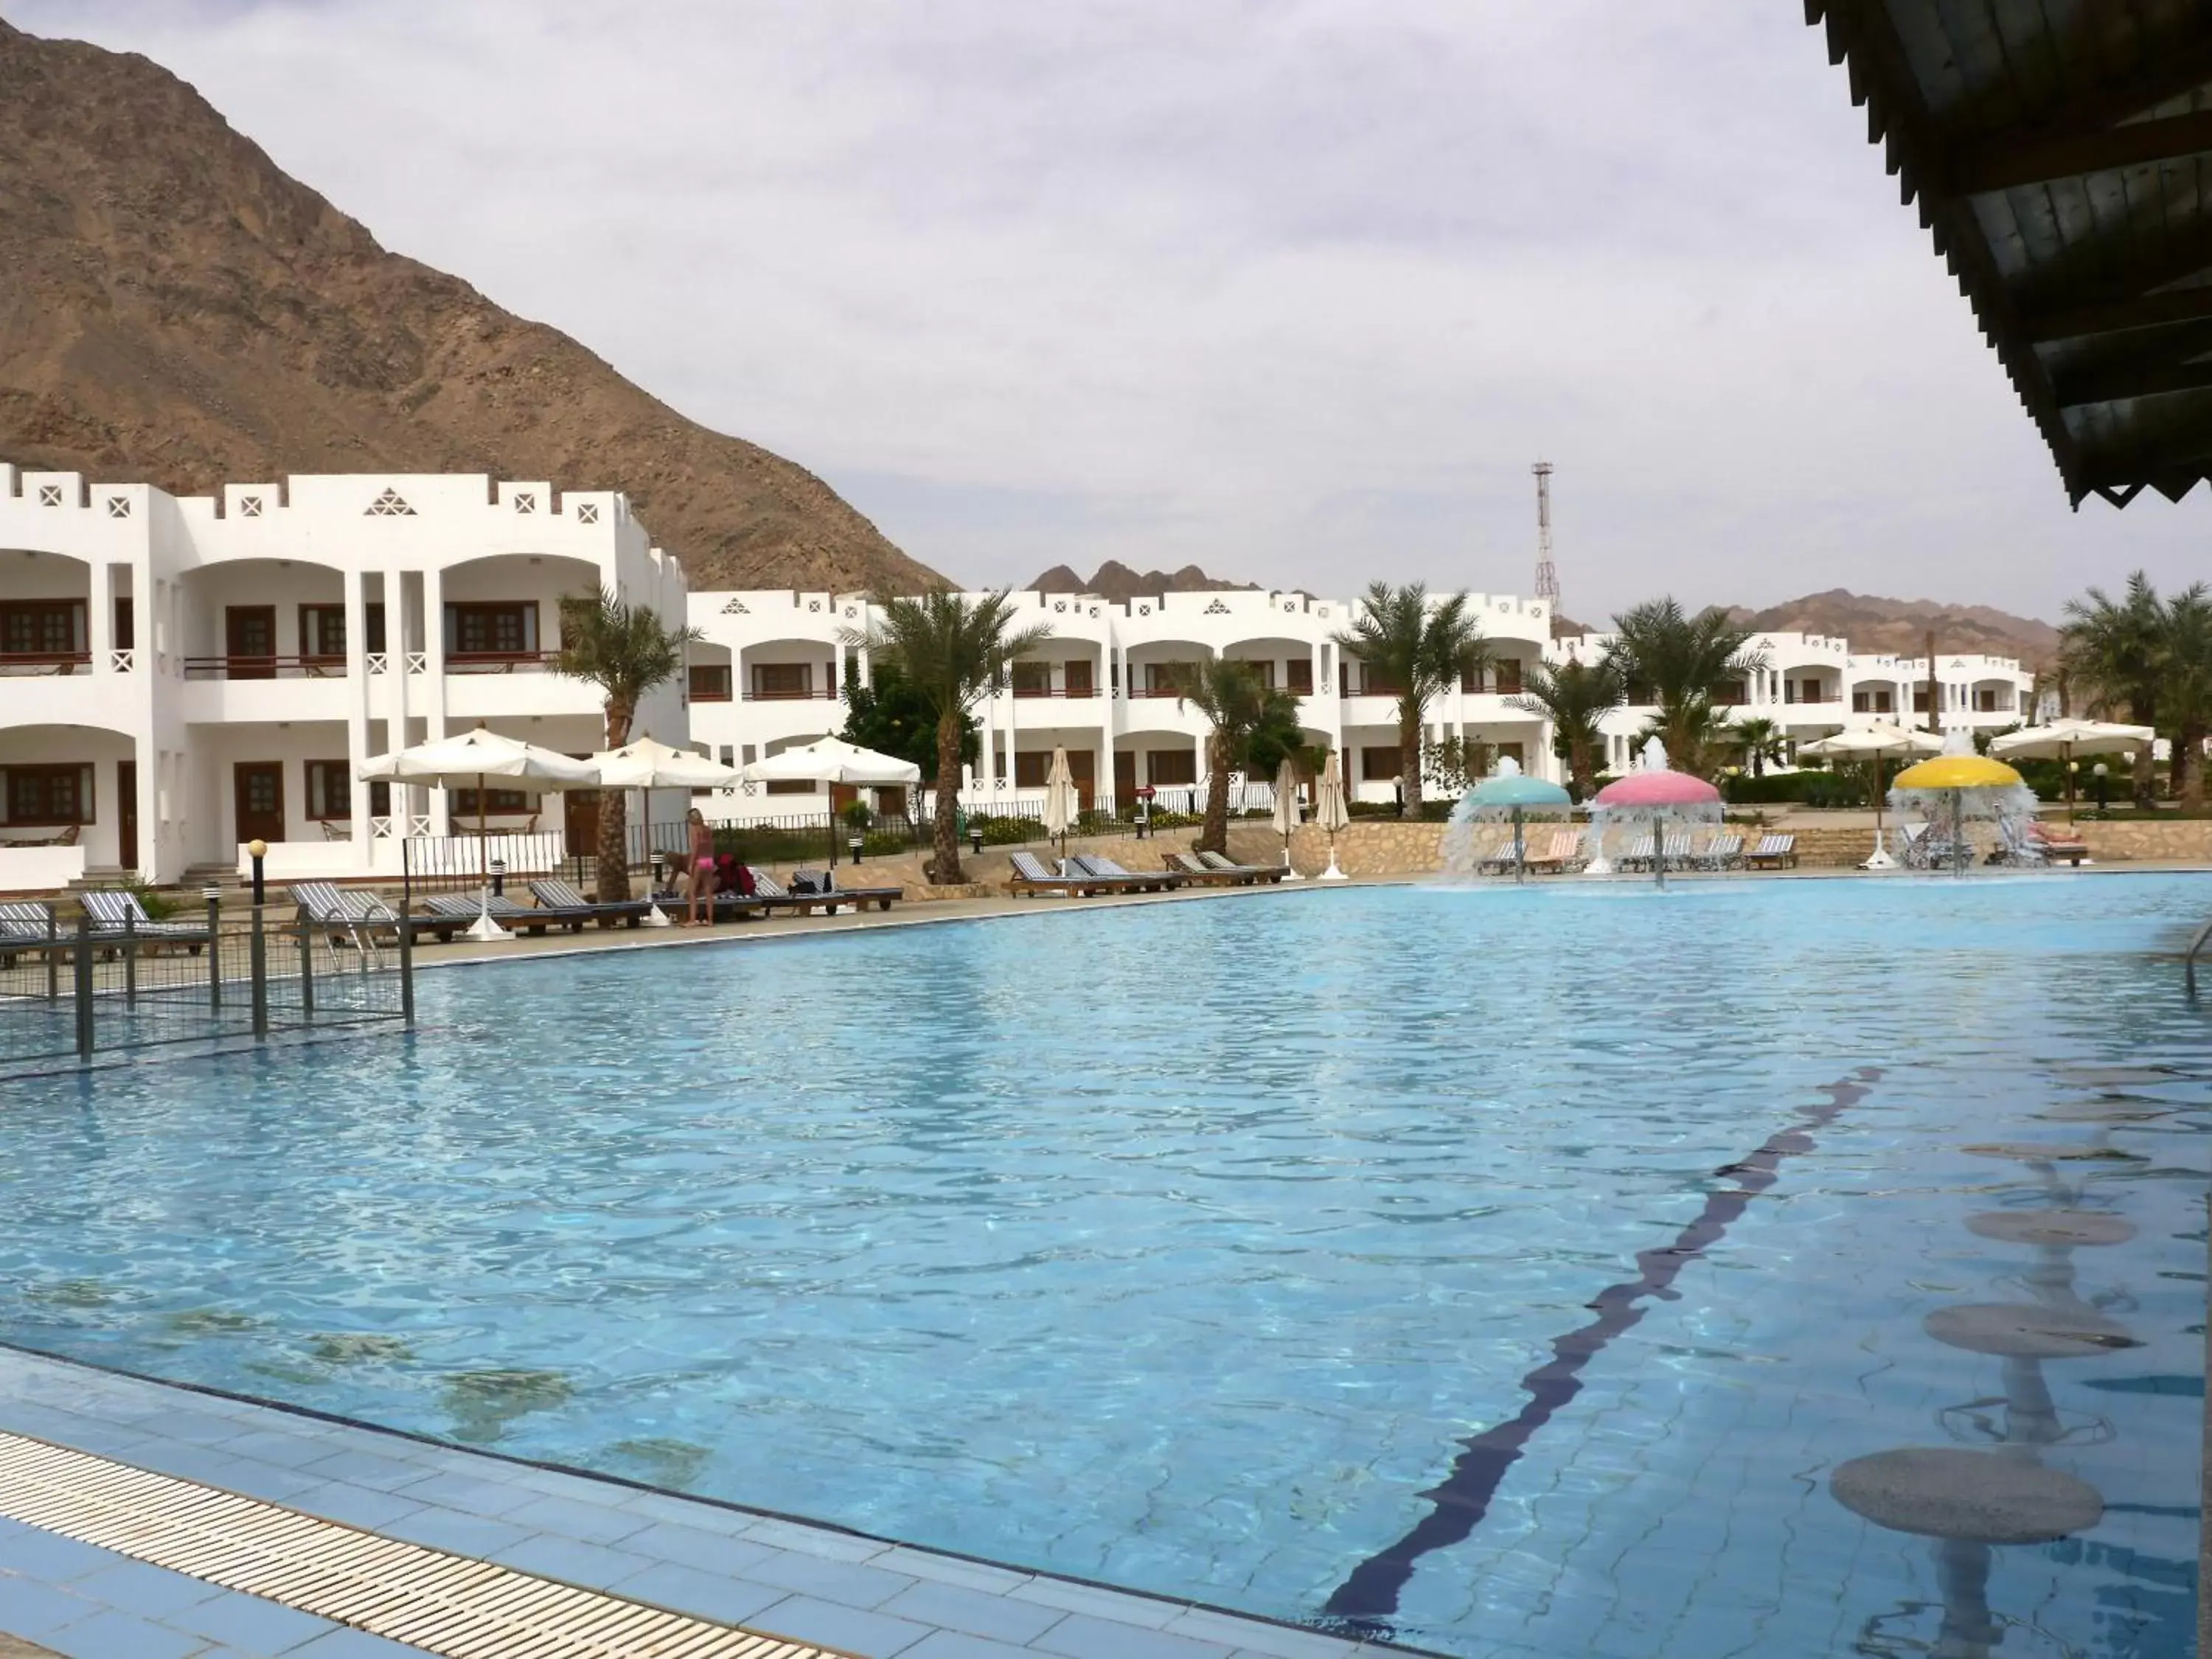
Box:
0 17 942 594
1030 560 1262 602
1728 589 2060 672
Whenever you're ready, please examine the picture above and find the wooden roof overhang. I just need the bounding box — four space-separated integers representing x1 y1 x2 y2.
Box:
1806 0 2212 506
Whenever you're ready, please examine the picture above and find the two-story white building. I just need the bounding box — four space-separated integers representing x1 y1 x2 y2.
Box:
683 587 1559 816
1555 628 2037 775
0 465 684 891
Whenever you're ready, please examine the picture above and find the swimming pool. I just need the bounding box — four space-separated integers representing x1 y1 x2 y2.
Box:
1 875 2205 1658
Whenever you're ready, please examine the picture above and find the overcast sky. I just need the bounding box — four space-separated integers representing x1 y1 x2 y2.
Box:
18 1 2207 619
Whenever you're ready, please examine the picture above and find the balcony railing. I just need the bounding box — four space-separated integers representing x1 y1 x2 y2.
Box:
744 687 838 701
447 650 560 675
183 655 349 680
0 651 92 676
1012 686 1099 699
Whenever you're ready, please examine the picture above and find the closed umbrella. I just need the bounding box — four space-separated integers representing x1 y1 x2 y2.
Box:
360 726 600 941
1796 721 1943 869
590 736 742 925
1990 718 2154 821
1270 757 1303 880
1313 752 1351 881
1040 747 1080 864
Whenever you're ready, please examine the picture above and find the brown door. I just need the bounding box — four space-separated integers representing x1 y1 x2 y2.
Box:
1113 750 1135 806
875 785 907 819
116 760 138 871
226 606 277 678
1068 749 1096 812
564 789 601 859
233 762 285 844
828 783 859 816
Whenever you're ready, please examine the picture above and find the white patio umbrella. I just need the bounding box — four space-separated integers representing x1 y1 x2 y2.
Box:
740 736 922 787
1795 721 1944 869
1990 718 2155 821
1270 757 1304 880
1040 747 1080 864
359 726 600 941
1313 751 1351 881
590 736 742 926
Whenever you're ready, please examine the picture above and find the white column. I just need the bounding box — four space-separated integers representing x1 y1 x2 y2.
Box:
422 565 449 833
132 745 156 882
88 560 112 669
344 568 372 858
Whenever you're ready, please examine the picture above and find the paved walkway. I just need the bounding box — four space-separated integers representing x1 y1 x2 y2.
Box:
0 1347 1395 1659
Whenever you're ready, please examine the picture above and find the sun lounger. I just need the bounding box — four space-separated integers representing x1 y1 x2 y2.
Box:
1615 831 1656 871
1744 833 1797 870
291 881 406 965
1197 849 1288 883
422 892 576 938
1167 851 1253 886
1469 826 1521 874
78 889 212 953
2025 821 2089 866
1517 827 1579 874
1692 831 1743 872
1006 849 1107 897
1069 854 1182 892
0 899 64 970
787 869 904 911
528 877 651 928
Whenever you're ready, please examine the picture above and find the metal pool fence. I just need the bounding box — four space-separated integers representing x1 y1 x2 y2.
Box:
0 900 414 1076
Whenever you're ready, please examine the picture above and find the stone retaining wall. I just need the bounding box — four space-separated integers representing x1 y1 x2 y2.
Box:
2072 819 2212 862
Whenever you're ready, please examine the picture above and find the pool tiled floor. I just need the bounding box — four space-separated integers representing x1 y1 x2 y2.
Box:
0 1346 1404 1659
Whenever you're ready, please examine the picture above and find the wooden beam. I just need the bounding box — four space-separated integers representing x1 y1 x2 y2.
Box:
1944 109 2212 194
2022 285 2212 344
2053 357 2212 407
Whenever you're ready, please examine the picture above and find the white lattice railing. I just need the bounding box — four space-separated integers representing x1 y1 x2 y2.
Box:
365 652 389 675
106 649 136 673
405 652 428 675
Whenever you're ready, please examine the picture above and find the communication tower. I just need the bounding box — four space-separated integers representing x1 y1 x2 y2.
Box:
1532 462 1560 613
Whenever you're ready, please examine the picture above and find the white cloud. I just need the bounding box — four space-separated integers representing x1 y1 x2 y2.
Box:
18 0 2206 619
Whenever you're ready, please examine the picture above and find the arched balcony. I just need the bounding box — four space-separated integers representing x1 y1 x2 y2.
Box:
0 722 139 886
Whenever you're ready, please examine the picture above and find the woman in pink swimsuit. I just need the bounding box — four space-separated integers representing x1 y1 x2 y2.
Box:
684 808 717 925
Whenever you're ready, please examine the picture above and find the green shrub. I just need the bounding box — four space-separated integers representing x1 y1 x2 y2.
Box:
1721 771 1871 809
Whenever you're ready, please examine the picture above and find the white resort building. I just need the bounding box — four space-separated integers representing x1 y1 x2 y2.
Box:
0 465 2038 891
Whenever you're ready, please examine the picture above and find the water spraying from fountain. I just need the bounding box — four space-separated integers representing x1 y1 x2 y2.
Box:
1888 731 2039 876
1588 738 1723 887
1439 757 1573 883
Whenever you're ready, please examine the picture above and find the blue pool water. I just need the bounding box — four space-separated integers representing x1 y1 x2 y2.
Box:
1 875 2205 1658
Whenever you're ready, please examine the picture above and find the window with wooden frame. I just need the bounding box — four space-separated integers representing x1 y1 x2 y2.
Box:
364 603 388 655
2 763 94 825
113 598 134 651
1010 661 1052 697
1492 658 1524 695
751 662 812 699
444 602 538 658
1014 751 1050 787
1063 658 1094 696
1232 658 1274 689
1 599 87 659
300 605 347 664
1361 745 1404 783
1145 748 1197 787
1145 661 1198 696
688 664 734 702
451 786 536 815
305 760 352 820
763 779 813 796
1286 658 1314 696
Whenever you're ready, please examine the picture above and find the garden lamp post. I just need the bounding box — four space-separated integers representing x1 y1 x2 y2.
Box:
2092 762 2109 813
247 839 267 905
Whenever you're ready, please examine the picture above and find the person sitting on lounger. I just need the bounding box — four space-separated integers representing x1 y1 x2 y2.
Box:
684 810 717 926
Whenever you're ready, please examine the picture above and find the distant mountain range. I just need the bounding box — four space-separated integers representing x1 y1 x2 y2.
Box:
0 18 942 595
1031 561 1262 603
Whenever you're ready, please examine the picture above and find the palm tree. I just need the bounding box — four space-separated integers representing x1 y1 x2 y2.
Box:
1602 598 1767 778
1509 658 1621 801
1173 658 1304 853
2063 571 2171 806
849 589 1051 883
1331 582 1491 816
2159 584 2212 807
555 587 704 903
1731 716 1786 778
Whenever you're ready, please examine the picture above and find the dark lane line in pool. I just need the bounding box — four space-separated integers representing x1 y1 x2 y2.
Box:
1318 1065 1885 1639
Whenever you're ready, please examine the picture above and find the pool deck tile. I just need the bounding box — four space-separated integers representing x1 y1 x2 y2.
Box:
750 1593 936 1656
1032 1611 1237 1659
0 1344 1436 1659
